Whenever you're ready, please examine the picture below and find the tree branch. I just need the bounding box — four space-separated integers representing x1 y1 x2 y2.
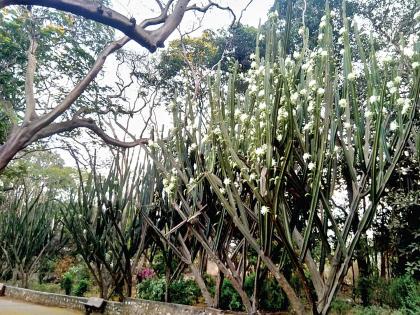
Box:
23 36 38 123
186 1 236 26
0 0 193 51
140 0 176 28
33 36 130 131
29 118 148 148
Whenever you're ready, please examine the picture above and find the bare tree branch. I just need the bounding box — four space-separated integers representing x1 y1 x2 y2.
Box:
29 118 148 148
36 36 130 130
140 0 176 28
23 36 38 123
186 1 236 26
0 0 193 51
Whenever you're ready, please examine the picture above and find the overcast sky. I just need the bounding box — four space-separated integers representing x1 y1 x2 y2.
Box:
111 0 274 29
110 0 274 51
59 1 275 166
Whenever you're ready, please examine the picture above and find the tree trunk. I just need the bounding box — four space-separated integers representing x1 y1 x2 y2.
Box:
380 251 386 278
214 271 224 308
190 263 214 307
165 264 170 303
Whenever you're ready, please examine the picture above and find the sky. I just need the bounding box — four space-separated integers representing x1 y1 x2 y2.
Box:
110 0 273 51
111 0 274 30
58 1 275 166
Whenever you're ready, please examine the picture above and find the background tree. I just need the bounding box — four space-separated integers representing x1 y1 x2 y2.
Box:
0 185 64 287
0 0 235 171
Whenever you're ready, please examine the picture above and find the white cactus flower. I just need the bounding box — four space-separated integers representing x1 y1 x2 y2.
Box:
390 121 398 131
347 72 356 80
339 99 347 108
303 153 311 161
260 206 270 215
369 95 379 104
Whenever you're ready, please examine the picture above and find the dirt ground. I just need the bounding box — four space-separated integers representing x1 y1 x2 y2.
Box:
0 297 81 315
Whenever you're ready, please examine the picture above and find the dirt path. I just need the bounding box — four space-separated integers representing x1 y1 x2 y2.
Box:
0 297 82 315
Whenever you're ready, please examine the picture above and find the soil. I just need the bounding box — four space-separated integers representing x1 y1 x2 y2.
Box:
0 297 81 315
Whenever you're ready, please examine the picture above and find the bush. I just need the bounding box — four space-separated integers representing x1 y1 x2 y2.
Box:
353 305 401 315
137 276 201 305
60 272 73 295
170 278 201 305
60 263 91 296
32 282 62 294
355 274 420 313
74 279 89 297
136 267 156 283
218 274 287 311
330 299 352 315
220 279 243 311
137 277 166 301
387 275 420 313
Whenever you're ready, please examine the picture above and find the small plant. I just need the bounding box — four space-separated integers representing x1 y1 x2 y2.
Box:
136 268 156 283
60 272 73 295
330 299 352 315
74 279 90 297
353 305 399 315
137 276 201 305
170 278 201 305
220 279 243 311
387 274 420 312
137 277 166 302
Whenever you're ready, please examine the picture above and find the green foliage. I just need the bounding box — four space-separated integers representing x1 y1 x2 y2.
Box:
62 152 154 298
355 275 420 313
60 263 91 296
330 299 353 315
74 279 90 297
148 2 419 312
257 276 287 310
60 272 73 295
0 185 60 287
137 277 166 302
0 7 113 112
1 150 77 194
218 275 286 311
137 276 201 306
387 275 420 312
219 279 243 311
353 305 402 315
169 278 201 305
31 282 62 294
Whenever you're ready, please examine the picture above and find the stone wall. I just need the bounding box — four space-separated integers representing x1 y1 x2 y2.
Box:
125 298 243 315
2 285 243 315
3 285 123 315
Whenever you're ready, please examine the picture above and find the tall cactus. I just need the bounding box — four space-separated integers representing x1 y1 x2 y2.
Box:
0 185 61 288
145 2 419 314
62 151 155 299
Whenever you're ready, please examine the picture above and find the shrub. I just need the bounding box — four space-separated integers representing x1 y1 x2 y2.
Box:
387 275 420 313
259 277 287 310
170 278 201 305
137 277 166 301
355 274 420 313
74 279 90 297
60 272 73 295
137 276 200 305
220 279 243 311
219 274 287 311
54 256 75 278
32 282 62 294
136 267 156 283
330 299 352 315
353 305 401 315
